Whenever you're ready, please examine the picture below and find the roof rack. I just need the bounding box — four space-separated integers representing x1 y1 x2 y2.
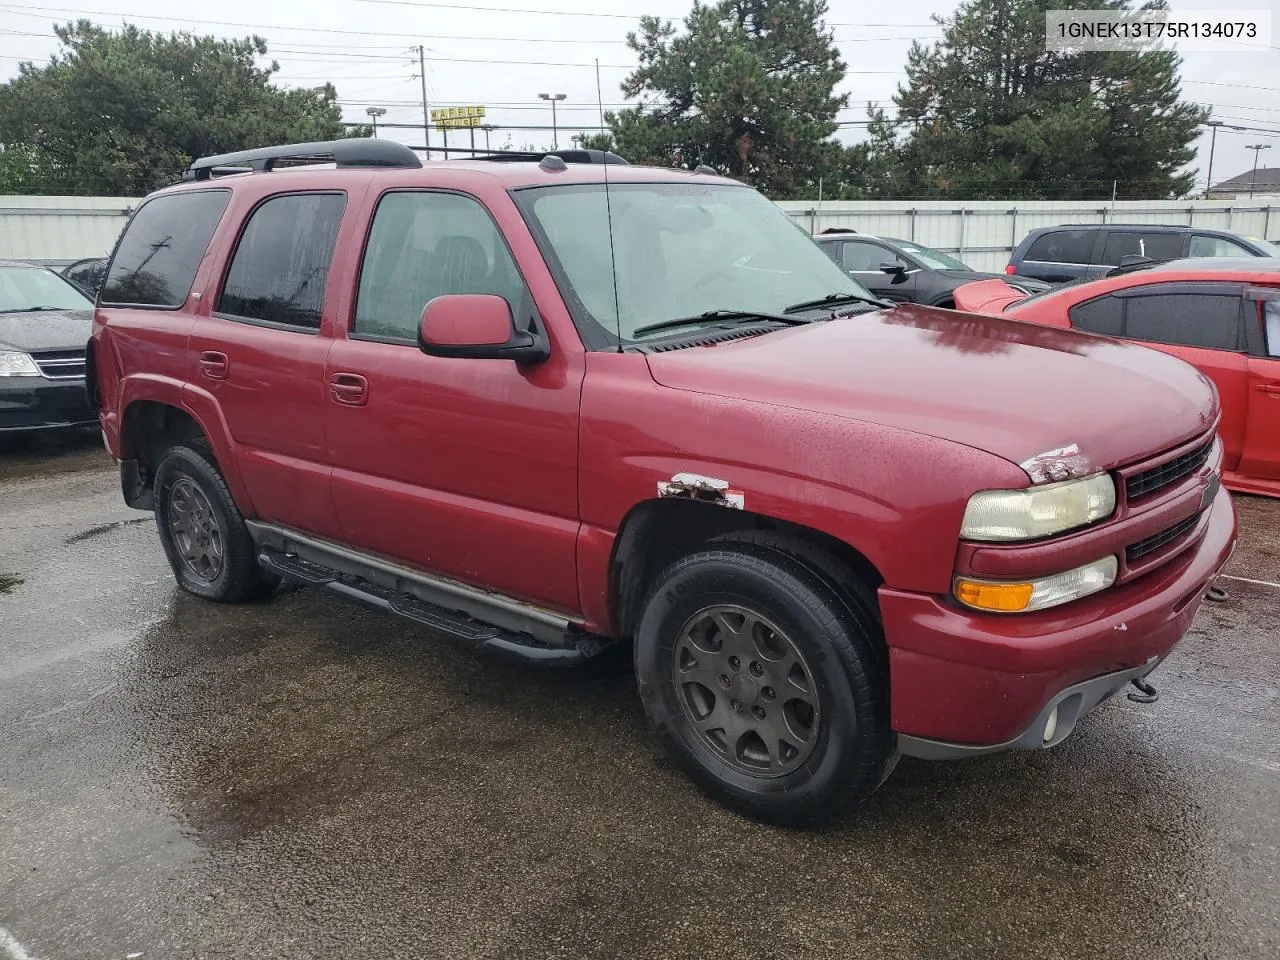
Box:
410 146 628 165
183 139 422 181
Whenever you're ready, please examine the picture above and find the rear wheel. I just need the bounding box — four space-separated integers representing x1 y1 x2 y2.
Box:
634 537 893 826
153 442 278 603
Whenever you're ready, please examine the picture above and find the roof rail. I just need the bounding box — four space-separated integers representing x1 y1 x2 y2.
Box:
416 147 628 165
183 139 422 181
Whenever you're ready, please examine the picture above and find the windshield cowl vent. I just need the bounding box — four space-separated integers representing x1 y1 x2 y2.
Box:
628 326 775 354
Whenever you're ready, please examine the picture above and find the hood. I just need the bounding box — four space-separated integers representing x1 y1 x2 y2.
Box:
951 278 1032 314
644 303 1217 475
938 269 1049 291
0 309 93 353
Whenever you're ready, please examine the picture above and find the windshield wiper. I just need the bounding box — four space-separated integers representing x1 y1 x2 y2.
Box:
631 309 812 339
783 292 893 314
0 306 68 314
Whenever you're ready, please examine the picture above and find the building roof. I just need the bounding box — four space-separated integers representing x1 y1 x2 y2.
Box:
1208 166 1280 196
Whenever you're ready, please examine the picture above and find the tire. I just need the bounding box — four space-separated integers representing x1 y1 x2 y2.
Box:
153 441 278 603
634 536 893 827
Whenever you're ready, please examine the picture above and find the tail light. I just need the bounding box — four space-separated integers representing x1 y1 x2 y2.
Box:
1005 264 1017 275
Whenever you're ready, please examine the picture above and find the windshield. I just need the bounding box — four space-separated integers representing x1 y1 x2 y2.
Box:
516 182 875 343
883 239 971 271
1248 236 1280 257
0 265 94 313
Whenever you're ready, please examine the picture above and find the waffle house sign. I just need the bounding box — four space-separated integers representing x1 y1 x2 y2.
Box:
432 106 486 128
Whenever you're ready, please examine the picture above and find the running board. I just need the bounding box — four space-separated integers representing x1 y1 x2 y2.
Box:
252 533 605 666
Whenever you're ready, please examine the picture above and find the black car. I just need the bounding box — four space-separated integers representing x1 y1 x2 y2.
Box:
1007 223 1280 284
814 229 1049 306
0 259 96 434
61 257 109 298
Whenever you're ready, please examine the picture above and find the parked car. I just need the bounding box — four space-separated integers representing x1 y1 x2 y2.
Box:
954 258 1280 497
90 139 1236 825
62 257 109 298
1007 223 1280 284
815 229 1050 305
0 259 96 434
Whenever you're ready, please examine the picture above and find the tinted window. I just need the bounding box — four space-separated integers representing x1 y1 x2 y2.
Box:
1099 231 1184 266
64 260 107 297
1124 294 1243 351
842 240 893 272
354 191 525 340
1068 296 1124 336
101 190 230 307
218 193 346 329
1189 234 1254 258
1024 230 1095 264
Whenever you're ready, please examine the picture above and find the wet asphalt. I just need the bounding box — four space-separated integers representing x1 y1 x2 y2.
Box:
0 431 1276 960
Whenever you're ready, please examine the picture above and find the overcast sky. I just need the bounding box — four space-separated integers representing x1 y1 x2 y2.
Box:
1 0 1277 192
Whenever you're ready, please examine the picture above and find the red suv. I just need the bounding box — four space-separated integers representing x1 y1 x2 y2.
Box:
88 140 1237 825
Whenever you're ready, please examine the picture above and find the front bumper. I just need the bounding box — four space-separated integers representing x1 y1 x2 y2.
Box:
880 485 1236 753
0 377 95 432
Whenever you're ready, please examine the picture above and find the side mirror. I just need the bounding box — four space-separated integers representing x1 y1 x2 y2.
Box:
880 261 908 276
418 294 549 363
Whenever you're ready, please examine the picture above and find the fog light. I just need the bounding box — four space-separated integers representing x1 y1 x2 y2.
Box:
1043 706 1059 743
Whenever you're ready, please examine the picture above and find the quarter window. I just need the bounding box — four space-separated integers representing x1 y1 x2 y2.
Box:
1099 232 1184 266
354 191 525 340
100 190 230 308
217 193 346 330
1068 296 1124 336
1265 301 1280 357
1024 230 1095 265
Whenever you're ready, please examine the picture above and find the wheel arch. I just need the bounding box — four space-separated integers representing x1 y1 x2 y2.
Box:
608 497 884 640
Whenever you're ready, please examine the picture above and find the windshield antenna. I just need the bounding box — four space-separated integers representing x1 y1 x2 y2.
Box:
598 56 623 353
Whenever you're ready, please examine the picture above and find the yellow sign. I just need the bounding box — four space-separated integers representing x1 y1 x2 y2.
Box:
431 105 486 129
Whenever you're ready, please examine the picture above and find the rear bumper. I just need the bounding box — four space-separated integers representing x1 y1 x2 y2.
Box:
0 378 95 432
880 485 1237 752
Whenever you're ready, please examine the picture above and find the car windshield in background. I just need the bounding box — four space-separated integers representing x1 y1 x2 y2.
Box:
1248 236 1280 257
0 265 94 313
516 181 876 342
885 239 970 271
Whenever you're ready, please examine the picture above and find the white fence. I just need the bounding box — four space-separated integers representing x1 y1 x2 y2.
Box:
0 195 135 268
776 198 1280 272
6 193 1280 274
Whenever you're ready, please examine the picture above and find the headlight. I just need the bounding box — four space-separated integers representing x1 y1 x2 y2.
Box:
954 555 1119 613
960 473 1115 542
0 351 40 377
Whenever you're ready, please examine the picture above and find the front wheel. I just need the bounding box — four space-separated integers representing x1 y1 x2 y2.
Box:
634 538 893 827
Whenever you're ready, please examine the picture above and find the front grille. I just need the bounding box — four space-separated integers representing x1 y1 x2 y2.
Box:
30 349 86 380
1126 439 1213 500
1126 511 1202 563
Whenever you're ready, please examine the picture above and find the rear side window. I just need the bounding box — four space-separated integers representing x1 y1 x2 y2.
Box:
1189 234 1254 258
217 193 346 330
1100 231 1184 266
354 191 525 340
1266 301 1280 357
1068 296 1124 336
1023 230 1094 265
100 190 230 307
1124 293 1244 351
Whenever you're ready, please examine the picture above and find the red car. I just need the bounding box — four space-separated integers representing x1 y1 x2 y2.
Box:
955 259 1280 498
89 140 1235 825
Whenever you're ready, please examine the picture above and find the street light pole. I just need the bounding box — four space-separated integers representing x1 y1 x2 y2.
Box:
1247 143 1272 198
1205 120 1223 199
538 92 567 149
365 106 387 138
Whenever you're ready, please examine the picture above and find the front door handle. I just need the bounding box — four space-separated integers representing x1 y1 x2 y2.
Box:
329 372 368 406
1257 382 1280 397
199 351 228 380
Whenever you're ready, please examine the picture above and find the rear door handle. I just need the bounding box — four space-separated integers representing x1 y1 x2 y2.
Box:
198 351 228 380
1258 382 1280 397
329 373 368 406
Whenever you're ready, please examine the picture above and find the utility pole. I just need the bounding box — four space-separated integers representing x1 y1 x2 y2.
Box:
1205 120 1223 199
415 45 430 153
1247 143 1271 198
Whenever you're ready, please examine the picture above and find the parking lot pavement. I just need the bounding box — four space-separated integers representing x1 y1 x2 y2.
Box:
0 436 1276 960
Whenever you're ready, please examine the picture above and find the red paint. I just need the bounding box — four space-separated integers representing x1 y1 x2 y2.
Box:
420 294 512 347
955 266 1280 497
93 160 1240 751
